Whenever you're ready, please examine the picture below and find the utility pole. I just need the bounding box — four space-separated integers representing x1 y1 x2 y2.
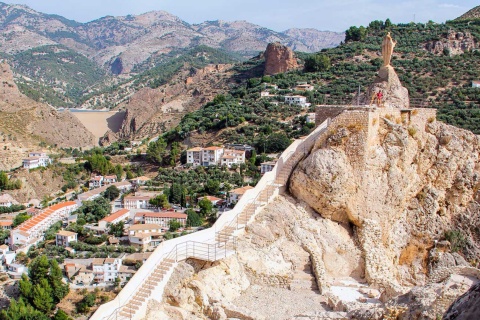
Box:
357 84 361 106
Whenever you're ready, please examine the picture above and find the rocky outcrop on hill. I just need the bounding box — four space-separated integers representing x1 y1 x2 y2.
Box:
264 42 299 75
425 31 476 56
456 5 480 21
367 65 410 108
101 64 234 143
290 109 480 298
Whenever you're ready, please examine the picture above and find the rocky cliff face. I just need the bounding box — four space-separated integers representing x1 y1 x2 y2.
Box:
290 108 480 304
101 64 234 144
425 31 476 56
264 42 299 75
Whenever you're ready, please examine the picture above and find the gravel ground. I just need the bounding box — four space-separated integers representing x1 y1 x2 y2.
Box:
233 285 328 320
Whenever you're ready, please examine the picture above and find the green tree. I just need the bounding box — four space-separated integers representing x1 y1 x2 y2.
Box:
103 185 120 201
205 180 220 195
345 25 367 42
186 209 202 227
109 221 125 237
13 213 30 227
1 298 49 320
32 279 54 313
49 259 69 303
198 198 213 217
53 309 71 320
146 137 167 164
149 194 169 209
168 219 181 232
0 171 8 190
170 183 185 204
28 255 50 285
304 54 331 72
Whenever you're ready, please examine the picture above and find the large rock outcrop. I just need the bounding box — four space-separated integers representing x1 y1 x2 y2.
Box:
264 42 299 75
367 65 410 108
290 108 480 299
425 31 476 56
443 282 480 320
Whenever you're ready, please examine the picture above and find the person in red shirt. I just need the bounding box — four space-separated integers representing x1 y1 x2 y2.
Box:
376 91 384 107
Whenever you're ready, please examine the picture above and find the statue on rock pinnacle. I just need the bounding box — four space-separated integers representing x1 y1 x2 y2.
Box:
367 32 410 108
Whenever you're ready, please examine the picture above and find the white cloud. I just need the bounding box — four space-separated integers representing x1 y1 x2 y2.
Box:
439 3 462 9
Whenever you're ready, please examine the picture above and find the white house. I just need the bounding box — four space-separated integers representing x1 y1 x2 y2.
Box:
134 212 187 229
98 209 130 230
202 147 224 166
186 147 203 167
78 181 132 203
472 80 480 88
10 201 78 249
261 161 277 174
0 194 16 208
22 152 51 169
55 230 78 247
228 186 254 205
295 84 314 91
104 175 117 185
197 196 222 206
128 224 163 249
89 176 104 189
130 176 150 186
221 149 246 167
285 95 307 107
92 256 125 283
123 196 152 210
306 113 316 124
0 221 12 230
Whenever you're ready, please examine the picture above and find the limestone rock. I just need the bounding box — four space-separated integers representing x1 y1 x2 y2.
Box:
443 282 480 320
425 31 476 56
367 65 409 108
264 42 299 75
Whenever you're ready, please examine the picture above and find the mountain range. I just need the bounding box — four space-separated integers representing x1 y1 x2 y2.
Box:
0 2 343 74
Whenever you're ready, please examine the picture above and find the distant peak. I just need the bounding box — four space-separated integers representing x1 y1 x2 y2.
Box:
455 5 480 21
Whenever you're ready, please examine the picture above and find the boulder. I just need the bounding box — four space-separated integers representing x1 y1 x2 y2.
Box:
264 42 299 75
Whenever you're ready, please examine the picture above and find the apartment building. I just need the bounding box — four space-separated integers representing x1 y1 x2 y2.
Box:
92 255 124 283
221 149 246 167
123 196 152 210
10 201 78 249
134 212 187 229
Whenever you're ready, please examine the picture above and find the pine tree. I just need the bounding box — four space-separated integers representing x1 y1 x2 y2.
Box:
32 279 54 313
49 260 69 303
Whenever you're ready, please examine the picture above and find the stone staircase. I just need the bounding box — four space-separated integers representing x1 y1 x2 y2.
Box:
118 259 176 319
290 250 319 292
93 119 332 320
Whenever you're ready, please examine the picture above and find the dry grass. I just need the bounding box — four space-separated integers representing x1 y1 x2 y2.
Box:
399 240 429 273
57 288 118 319
408 127 417 137
428 116 436 123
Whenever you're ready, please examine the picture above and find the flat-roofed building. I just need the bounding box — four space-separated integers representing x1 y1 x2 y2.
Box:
261 161 277 174
186 147 203 167
22 152 51 169
128 224 163 249
123 196 152 210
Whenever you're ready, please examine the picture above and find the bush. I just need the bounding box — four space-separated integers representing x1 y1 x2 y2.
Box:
444 230 467 253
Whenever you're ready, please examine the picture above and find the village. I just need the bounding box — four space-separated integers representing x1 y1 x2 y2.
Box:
0 137 292 288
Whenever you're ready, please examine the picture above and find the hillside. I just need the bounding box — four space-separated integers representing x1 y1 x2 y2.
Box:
455 5 480 21
0 62 96 170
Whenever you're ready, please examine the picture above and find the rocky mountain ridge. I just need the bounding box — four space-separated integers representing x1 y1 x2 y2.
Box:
0 2 344 73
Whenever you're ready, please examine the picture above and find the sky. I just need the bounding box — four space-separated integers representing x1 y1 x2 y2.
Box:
3 0 477 32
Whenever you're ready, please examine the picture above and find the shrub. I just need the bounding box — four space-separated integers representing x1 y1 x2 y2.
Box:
444 230 467 253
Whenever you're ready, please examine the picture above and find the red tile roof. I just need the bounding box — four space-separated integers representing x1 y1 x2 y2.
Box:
15 201 77 233
100 209 130 223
